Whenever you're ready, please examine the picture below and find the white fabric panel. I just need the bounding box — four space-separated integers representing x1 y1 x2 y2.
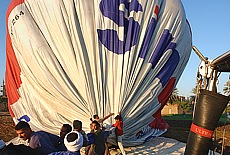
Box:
7 0 192 146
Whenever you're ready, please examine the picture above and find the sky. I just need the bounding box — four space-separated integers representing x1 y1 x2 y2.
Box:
0 1 230 97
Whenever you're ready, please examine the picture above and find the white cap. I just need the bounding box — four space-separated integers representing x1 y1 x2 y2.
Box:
0 140 6 149
64 131 83 152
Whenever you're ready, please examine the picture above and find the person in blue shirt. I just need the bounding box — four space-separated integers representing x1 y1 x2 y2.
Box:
15 121 65 155
48 131 83 155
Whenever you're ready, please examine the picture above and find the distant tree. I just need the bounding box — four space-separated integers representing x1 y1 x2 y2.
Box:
169 88 179 104
223 78 230 95
191 84 200 95
168 88 193 112
180 101 190 112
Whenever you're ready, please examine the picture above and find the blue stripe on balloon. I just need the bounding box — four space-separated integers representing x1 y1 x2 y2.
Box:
128 0 143 12
149 29 172 67
165 42 177 52
156 49 179 87
139 17 157 58
145 28 179 87
124 18 140 52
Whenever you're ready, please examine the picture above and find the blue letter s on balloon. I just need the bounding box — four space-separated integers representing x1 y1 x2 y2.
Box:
97 0 143 54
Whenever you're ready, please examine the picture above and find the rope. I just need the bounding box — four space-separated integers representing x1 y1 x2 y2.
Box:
221 102 229 155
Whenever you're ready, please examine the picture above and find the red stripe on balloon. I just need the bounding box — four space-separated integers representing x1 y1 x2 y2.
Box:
149 77 176 129
154 5 159 18
5 0 25 117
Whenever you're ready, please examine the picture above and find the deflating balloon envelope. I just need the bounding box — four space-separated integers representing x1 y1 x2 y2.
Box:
5 0 192 145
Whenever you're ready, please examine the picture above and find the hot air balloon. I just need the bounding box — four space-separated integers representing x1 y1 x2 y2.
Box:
5 0 192 146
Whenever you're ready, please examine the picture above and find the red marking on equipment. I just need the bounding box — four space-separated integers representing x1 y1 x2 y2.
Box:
190 123 213 138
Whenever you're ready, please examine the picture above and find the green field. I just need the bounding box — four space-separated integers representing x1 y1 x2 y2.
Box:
163 114 229 123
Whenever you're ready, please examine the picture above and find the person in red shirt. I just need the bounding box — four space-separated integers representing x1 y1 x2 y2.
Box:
112 114 126 155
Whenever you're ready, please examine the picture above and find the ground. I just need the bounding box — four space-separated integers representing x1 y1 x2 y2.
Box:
0 112 229 154
0 113 17 142
161 120 230 154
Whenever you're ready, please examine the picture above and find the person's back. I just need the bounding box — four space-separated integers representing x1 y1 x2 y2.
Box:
30 131 66 153
48 131 83 155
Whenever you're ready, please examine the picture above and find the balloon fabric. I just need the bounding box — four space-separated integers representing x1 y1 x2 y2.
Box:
5 0 192 146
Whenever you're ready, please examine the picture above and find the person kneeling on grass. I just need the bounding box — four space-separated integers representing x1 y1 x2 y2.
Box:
48 131 83 155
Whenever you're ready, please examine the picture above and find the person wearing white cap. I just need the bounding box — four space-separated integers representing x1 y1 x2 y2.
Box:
48 131 83 155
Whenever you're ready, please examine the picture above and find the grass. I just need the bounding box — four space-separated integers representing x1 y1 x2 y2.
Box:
162 113 229 124
162 114 193 120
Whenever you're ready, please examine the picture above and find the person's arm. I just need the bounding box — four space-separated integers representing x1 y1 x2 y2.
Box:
29 134 40 149
112 121 118 127
88 144 95 155
102 113 114 121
